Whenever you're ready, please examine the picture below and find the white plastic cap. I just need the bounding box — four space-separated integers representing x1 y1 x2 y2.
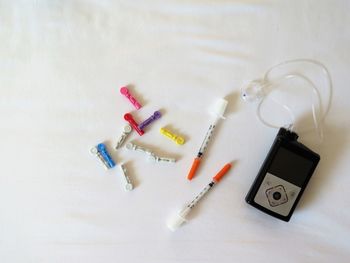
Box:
167 207 191 231
167 214 187 231
210 98 228 119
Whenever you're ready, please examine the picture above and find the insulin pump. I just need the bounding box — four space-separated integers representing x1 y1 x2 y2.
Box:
245 127 320 221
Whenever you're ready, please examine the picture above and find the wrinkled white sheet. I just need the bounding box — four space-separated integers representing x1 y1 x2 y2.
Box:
1 1 349 262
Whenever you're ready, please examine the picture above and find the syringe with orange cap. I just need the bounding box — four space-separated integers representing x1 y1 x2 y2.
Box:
187 98 228 180
167 163 232 231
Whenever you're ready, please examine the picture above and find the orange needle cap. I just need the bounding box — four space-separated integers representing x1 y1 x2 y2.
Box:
187 158 201 180
213 163 232 183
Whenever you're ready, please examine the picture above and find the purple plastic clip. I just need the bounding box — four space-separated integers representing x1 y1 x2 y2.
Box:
120 86 142 110
138 111 162 130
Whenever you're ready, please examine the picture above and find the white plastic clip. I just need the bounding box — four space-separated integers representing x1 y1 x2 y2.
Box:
115 124 132 149
90 147 110 169
126 142 176 163
119 164 134 191
149 156 177 163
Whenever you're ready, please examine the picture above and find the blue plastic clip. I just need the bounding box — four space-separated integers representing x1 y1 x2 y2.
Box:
90 143 116 169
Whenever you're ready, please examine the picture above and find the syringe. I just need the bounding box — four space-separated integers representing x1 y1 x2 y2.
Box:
167 163 232 231
187 98 228 180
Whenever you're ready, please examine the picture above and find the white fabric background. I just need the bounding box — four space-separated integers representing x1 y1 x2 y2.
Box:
1 1 349 262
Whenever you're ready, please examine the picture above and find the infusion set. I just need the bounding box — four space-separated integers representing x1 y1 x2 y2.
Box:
245 128 320 221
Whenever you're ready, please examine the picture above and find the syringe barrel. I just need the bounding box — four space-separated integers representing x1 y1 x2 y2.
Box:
198 123 217 156
187 182 215 209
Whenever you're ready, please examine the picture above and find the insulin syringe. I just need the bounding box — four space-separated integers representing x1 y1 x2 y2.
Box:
168 163 232 231
187 98 228 180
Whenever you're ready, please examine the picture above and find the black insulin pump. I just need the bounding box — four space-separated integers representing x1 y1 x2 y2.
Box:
245 127 320 221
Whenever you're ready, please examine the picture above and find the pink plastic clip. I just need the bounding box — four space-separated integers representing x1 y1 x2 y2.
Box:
124 113 145 136
120 86 142 110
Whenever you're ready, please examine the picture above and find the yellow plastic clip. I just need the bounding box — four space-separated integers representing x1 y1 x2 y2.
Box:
160 127 185 145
